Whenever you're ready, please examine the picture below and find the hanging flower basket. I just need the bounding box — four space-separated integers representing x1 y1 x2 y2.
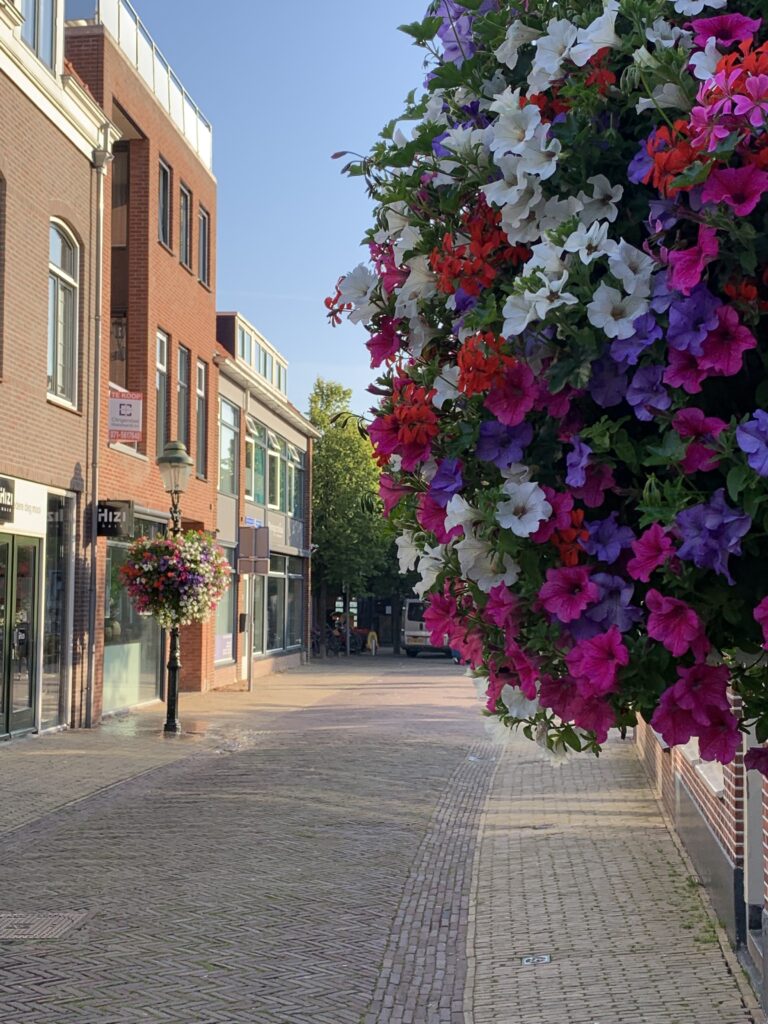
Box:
119 531 231 629
330 0 768 768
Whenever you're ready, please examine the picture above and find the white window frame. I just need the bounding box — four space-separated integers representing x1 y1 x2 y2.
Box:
156 330 168 457
21 0 56 70
198 206 210 285
179 183 192 268
158 159 171 247
48 219 79 407
195 360 207 478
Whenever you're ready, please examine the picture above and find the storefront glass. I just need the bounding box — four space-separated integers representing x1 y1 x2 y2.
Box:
214 546 236 662
41 494 73 728
252 574 264 655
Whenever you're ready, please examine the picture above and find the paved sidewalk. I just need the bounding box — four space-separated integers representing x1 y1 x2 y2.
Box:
0 656 761 1023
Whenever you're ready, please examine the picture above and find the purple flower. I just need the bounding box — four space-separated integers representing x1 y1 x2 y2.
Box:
626 365 671 421
582 513 636 565
453 287 478 314
736 410 768 477
566 437 593 487
667 286 721 355
476 421 533 469
589 356 628 407
628 143 653 184
570 573 643 639
435 1 476 64
650 272 678 314
610 313 662 365
432 130 452 157
428 458 464 508
647 199 679 232
676 489 752 584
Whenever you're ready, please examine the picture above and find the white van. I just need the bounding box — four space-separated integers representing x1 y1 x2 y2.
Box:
402 598 451 658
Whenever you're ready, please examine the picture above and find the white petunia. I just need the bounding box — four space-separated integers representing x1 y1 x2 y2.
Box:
490 104 541 157
424 91 448 126
482 154 526 208
396 531 420 574
494 22 541 70
394 256 437 321
636 83 691 114
690 37 722 82
577 174 624 225
501 463 532 485
538 195 584 232
533 19 578 74
499 176 543 233
517 124 561 180
563 220 615 264
502 291 537 337
527 273 578 319
432 365 460 409
407 319 439 359
413 544 445 598
495 480 552 537
392 224 422 267
527 240 569 278
645 17 692 49
608 240 655 295
339 264 375 305
444 494 477 535
456 536 520 593
672 0 725 14
570 0 620 67
501 684 540 719
587 283 649 340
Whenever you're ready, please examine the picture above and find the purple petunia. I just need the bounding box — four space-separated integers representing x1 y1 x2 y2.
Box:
569 574 642 639
476 421 533 469
589 356 628 407
626 365 671 421
610 313 662 365
566 437 593 487
736 410 768 477
666 286 721 356
676 489 752 584
428 457 464 508
582 513 636 565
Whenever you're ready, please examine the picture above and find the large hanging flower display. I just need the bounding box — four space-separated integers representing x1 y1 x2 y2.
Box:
330 0 768 767
120 532 231 629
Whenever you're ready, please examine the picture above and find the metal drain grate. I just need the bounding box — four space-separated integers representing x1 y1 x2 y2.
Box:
520 954 551 966
0 911 89 940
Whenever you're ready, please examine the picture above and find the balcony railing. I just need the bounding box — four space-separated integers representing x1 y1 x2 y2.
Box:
65 0 213 170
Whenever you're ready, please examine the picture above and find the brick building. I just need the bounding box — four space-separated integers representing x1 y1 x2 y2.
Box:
214 313 318 684
64 0 219 719
0 0 117 736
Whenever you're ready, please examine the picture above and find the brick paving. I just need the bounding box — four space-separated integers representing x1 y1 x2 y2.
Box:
0 657 762 1023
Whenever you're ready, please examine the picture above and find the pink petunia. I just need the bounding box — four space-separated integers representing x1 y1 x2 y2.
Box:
697 706 741 764
530 487 573 543
627 524 676 582
502 639 540 699
701 164 768 217
366 317 402 368
745 747 768 775
538 674 581 721
379 474 411 516
484 362 536 427
483 583 521 632
754 596 768 649
565 626 629 698
650 688 697 747
663 348 709 394
667 225 719 296
680 441 720 474
571 695 616 744
671 662 730 726
646 589 710 659
539 566 600 623
417 493 463 544
570 463 615 508
699 305 757 377
424 590 459 648
672 407 728 440
690 13 762 49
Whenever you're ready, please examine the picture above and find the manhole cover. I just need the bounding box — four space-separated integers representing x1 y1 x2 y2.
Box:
521 954 551 966
0 911 89 940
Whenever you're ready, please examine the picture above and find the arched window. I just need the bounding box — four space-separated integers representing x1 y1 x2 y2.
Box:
48 222 79 405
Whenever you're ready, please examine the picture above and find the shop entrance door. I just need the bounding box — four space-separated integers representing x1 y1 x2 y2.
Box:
0 536 40 735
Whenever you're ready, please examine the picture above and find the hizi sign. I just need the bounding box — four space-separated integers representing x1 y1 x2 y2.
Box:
97 501 134 538
0 477 14 523
108 390 143 443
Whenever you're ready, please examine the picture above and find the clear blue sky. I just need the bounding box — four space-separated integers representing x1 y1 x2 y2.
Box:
140 1 425 417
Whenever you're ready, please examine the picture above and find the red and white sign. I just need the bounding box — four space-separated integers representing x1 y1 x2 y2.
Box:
108 390 143 442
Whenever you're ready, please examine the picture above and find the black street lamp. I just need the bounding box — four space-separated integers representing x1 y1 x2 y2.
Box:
156 440 193 735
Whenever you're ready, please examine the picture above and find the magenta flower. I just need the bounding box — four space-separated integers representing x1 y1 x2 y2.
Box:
698 706 741 764
565 626 629 698
699 305 757 376
671 407 727 439
502 639 539 699
667 225 719 295
733 74 768 127
680 441 720 474
483 582 521 632
646 589 709 658
530 487 573 543
417 493 463 544
671 662 730 726
425 589 459 648
571 695 616 744
539 566 600 623
627 524 676 583
690 13 761 48
484 362 536 427
570 463 615 508
538 674 581 721
663 348 709 394
701 165 768 217
379 474 411 516
366 317 402 368
754 596 768 649
745 747 768 775
651 689 696 746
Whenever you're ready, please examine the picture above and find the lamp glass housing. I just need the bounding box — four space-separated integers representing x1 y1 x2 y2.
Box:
157 441 193 495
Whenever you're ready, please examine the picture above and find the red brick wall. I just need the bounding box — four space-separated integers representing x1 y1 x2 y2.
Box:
0 71 97 726
67 26 219 714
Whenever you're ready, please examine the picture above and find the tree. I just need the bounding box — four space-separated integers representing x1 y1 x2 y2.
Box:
309 378 389 631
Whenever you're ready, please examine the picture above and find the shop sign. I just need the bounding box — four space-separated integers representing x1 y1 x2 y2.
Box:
0 477 14 523
97 501 134 538
108 390 143 442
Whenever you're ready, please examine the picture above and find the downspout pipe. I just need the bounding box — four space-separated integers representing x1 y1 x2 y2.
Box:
85 125 113 728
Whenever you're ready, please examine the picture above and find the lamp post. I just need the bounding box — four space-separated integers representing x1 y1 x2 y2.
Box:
156 440 193 735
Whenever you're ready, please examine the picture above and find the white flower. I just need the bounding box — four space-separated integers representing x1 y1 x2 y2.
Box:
690 37 722 82
396 531 420 574
517 124 561 180
563 220 615 264
456 536 520 593
527 273 578 319
407 318 439 358
672 0 725 14
482 70 509 101
424 91 448 126
533 19 578 74
501 684 539 719
445 494 477 535
394 256 437 321
432 365 460 409
502 291 537 337
587 283 649 340
339 264 377 323
489 85 525 118
494 22 541 70
632 46 658 69
392 224 422 267
570 0 620 67
499 176 543 233
490 104 541 157
636 83 691 114
608 240 655 295
538 195 584 232
482 154 526 208
495 480 552 537
500 463 532 485
527 240 568 278
645 18 692 49
413 544 445 597
484 716 512 746
577 174 623 225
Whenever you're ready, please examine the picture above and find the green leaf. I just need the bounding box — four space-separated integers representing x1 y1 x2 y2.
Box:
398 16 443 44
726 464 751 502
755 718 768 744
670 161 711 189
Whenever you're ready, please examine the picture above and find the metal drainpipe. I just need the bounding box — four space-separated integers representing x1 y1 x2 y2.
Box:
85 126 113 728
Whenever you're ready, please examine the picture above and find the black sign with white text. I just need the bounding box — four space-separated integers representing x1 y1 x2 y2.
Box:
0 477 15 523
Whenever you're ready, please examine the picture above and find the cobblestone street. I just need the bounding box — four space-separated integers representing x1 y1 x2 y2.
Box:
0 658 761 1023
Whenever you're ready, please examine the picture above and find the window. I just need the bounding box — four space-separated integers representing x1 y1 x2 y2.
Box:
254 344 264 376
265 555 304 653
245 420 266 504
287 447 304 518
218 398 239 495
267 432 281 509
48 222 79 405
177 346 190 451
179 185 191 268
252 574 265 655
158 160 171 247
265 352 274 386
21 0 55 68
237 325 252 364
195 360 207 478
214 547 236 663
156 330 168 457
277 364 287 394
198 207 210 285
